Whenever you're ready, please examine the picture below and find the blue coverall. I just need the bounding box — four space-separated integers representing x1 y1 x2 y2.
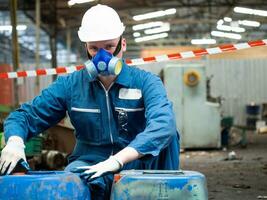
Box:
4 63 180 199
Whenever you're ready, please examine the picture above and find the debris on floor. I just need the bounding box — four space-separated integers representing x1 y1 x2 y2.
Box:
180 134 267 200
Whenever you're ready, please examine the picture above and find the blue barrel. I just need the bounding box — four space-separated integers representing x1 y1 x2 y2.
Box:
111 170 208 200
246 104 260 115
0 171 90 200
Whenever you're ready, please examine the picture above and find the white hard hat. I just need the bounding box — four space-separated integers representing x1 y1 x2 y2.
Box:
78 4 125 42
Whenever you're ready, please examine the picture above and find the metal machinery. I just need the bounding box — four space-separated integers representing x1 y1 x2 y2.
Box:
163 63 221 149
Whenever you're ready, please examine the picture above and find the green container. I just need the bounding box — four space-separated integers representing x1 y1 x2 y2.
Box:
0 105 12 113
25 136 43 156
0 134 42 155
0 132 3 150
221 117 234 128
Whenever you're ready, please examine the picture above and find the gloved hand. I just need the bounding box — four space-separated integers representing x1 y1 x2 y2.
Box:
0 136 26 175
71 156 123 180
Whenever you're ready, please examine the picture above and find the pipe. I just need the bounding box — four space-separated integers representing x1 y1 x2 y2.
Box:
35 0 40 94
66 28 71 65
9 0 19 106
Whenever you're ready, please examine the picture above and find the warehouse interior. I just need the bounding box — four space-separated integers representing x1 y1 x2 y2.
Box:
0 0 267 199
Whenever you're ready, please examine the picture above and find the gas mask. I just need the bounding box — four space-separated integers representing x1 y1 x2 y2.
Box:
85 48 123 79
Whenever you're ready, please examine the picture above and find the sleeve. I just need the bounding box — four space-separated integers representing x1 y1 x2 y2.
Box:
4 76 69 142
127 74 178 157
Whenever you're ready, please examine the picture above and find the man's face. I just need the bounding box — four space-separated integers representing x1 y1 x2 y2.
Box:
85 37 126 59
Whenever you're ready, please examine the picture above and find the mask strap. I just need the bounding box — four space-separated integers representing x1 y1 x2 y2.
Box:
84 43 93 60
85 43 92 60
87 51 92 60
112 36 122 57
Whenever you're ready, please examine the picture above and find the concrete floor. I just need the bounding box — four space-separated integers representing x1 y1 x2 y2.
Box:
180 133 267 200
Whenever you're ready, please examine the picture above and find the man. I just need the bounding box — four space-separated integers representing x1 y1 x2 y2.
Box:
0 4 180 199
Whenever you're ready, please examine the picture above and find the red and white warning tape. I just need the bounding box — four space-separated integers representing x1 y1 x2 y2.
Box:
0 39 266 79
0 65 84 79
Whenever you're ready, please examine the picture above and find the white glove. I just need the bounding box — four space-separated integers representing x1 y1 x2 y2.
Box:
0 136 26 175
77 156 123 180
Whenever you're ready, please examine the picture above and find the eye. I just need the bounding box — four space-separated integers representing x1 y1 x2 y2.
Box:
105 44 115 50
89 46 98 52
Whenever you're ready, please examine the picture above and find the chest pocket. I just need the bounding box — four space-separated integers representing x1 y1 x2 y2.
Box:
70 107 102 144
114 106 146 144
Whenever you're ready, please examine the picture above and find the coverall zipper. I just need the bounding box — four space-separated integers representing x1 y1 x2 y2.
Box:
98 81 114 155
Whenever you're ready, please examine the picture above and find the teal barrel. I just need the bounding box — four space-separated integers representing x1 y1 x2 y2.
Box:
0 171 90 200
111 170 208 200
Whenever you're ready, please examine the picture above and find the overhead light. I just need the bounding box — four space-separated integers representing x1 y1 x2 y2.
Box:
0 25 27 31
17 25 27 31
238 20 260 27
191 38 216 45
224 17 232 22
144 23 170 34
133 32 141 37
132 21 164 31
217 19 224 25
68 0 95 7
0 25 12 31
135 32 168 43
234 7 267 17
133 8 176 21
217 24 245 33
211 31 242 40
46 53 52 60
